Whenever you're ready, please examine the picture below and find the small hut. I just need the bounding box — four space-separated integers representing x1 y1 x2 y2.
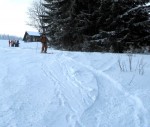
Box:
23 31 41 42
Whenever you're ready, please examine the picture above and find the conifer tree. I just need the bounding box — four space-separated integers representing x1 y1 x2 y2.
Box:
41 0 150 52
83 0 150 52
42 0 75 49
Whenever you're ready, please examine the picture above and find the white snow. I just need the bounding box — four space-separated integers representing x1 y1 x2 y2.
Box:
0 40 150 127
146 2 150 6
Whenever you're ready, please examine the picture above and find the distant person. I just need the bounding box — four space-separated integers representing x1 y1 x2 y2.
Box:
8 40 11 47
11 40 15 47
15 40 20 47
40 33 47 53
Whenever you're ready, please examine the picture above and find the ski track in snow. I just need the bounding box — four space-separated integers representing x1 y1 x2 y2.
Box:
40 53 97 127
0 41 149 127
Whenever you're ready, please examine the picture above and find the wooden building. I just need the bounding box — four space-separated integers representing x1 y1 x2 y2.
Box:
23 31 41 42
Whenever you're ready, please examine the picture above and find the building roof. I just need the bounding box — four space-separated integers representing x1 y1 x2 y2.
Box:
23 31 41 42
26 31 40 36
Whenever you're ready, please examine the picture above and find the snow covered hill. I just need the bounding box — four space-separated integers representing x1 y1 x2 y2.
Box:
0 40 150 127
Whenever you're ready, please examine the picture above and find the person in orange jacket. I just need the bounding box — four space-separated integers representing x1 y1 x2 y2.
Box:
40 33 47 53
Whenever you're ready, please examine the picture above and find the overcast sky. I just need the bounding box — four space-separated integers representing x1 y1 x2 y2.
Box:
0 0 37 37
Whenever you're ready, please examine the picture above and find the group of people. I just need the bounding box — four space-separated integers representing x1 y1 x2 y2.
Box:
8 33 47 53
9 40 20 47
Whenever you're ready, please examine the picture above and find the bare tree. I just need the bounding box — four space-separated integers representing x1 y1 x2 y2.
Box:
26 0 45 32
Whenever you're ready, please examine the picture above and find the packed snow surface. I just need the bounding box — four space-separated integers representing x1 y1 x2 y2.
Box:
0 40 150 127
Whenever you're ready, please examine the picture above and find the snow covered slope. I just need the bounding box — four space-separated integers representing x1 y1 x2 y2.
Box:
0 40 150 127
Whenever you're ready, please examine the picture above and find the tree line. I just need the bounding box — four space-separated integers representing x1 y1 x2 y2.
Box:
0 34 22 40
27 0 150 53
